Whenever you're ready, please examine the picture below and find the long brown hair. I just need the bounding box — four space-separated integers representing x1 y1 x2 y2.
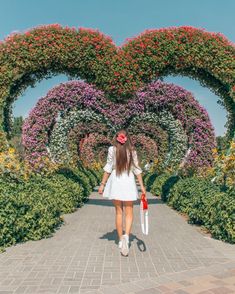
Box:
112 129 135 176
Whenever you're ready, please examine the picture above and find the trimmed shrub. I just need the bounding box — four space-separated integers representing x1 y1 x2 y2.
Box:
0 167 89 252
167 177 235 243
56 167 92 200
150 173 171 197
161 175 180 201
145 172 158 191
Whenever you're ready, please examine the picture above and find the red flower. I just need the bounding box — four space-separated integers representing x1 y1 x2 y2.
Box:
117 133 127 144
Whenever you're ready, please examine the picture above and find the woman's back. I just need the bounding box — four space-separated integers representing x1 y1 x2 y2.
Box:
104 145 142 176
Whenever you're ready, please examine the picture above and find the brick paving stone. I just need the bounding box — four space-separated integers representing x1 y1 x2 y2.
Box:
117 282 143 292
134 288 162 294
162 281 184 290
208 286 235 294
98 286 124 294
14 286 27 294
178 280 193 286
24 286 39 293
174 290 191 294
69 286 80 293
0 191 234 294
57 285 70 293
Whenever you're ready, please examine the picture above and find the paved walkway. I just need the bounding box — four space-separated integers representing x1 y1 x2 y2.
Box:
0 190 234 294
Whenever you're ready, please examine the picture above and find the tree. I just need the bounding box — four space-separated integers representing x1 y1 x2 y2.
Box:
12 116 24 136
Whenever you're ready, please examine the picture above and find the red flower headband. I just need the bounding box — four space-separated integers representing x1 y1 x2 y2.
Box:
117 133 127 144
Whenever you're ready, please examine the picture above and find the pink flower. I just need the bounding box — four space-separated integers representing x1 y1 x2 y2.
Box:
117 133 127 144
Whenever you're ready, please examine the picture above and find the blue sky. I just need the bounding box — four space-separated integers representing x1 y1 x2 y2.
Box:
1 0 234 136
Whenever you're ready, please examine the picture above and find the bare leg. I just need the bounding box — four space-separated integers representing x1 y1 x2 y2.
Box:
123 201 134 236
113 200 123 240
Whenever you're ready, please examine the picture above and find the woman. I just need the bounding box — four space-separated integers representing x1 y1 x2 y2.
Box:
98 129 146 256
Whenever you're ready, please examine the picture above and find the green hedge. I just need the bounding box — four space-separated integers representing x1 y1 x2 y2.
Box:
56 167 92 200
143 172 150 186
167 177 235 243
144 172 158 191
149 173 235 243
161 175 180 201
150 172 174 197
92 168 103 182
75 161 100 186
0 165 98 252
80 168 99 187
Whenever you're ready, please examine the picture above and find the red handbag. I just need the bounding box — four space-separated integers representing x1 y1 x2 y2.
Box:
139 193 149 235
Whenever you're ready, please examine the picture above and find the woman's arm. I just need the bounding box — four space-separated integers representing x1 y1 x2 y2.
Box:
98 171 110 194
132 150 146 195
98 146 113 195
136 173 146 195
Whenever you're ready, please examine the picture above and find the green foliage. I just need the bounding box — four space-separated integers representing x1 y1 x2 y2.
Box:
0 131 9 152
83 169 98 187
85 168 100 186
56 167 92 200
8 116 25 158
0 165 97 252
12 116 24 136
216 135 230 154
75 162 99 187
161 175 180 201
40 174 85 214
144 172 158 191
143 172 151 185
149 173 235 243
167 177 235 243
90 168 103 182
143 172 149 184
0 176 62 251
150 173 171 197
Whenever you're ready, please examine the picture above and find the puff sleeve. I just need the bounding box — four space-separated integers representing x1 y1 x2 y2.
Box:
103 146 113 173
132 150 142 175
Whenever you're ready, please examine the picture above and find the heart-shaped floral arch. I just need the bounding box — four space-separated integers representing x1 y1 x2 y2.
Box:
48 107 187 167
79 133 111 167
22 80 215 171
67 122 162 165
78 133 159 167
0 24 234 145
48 109 114 162
67 117 169 161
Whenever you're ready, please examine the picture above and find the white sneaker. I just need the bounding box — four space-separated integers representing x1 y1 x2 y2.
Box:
118 240 122 249
120 234 129 256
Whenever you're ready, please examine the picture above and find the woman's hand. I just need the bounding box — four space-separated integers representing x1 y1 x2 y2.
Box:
141 186 146 195
136 173 146 196
98 184 105 195
98 172 110 195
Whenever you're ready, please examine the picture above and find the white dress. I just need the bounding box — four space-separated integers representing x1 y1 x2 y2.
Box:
102 146 142 201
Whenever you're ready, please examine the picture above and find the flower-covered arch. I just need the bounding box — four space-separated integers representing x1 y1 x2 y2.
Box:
129 112 188 167
129 134 158 164
52 112 166 164
67 121 111 160
48 109 114 162
79 133 111 166
22 80 216 170
47 105 187 167
0 24 234 144
128 121 168 160
78 133 159 167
